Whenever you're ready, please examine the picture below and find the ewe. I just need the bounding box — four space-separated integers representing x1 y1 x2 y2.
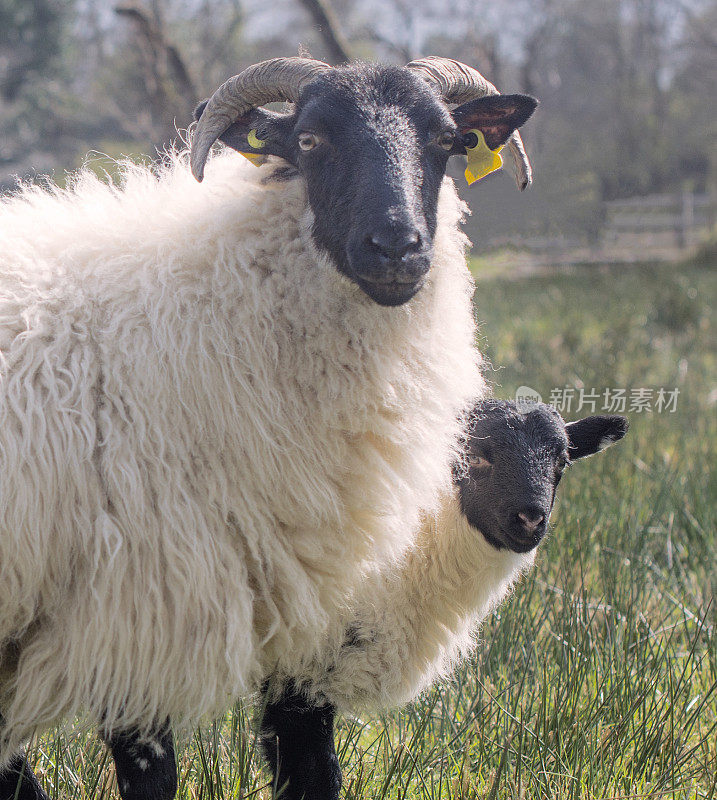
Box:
0 56 538 800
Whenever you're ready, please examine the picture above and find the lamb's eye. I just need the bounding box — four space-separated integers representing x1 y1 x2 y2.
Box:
298 132 321 151
468 454 492 470
437 130 456 150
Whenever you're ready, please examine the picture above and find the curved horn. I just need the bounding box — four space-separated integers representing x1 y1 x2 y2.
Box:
191 57 330 182
406 56 533 190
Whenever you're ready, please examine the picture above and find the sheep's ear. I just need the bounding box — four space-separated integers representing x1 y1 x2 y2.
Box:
566 415 629 460
451 94 538 150
193 102 294 162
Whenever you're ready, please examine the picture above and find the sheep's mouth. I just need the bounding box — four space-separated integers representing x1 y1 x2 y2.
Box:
502 532 543 553
499 523 547 553
346 245 432 307
355 274 426 306
477 521 546 553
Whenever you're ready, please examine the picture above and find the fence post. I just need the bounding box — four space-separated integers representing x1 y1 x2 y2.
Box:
677 190 694 249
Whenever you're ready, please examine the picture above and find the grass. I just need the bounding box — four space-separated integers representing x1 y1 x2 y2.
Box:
28 259 716 799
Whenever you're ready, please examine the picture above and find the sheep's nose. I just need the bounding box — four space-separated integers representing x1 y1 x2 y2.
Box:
368 229 421 261
517 508 545 532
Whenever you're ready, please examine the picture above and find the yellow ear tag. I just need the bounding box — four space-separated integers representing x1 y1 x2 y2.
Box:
463 129 504 185
239 129 267 167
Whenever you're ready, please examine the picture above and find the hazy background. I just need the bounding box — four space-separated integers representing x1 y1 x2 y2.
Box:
2 4 716 795
1 0 715 258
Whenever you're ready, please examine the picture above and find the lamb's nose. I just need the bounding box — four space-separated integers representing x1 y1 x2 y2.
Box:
517 510 545 532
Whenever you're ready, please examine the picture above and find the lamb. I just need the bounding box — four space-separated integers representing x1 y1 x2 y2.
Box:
256 401 628 800
301 401 629 702
0 57 538 800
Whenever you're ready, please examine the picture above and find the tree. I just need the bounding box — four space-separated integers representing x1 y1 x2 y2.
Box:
0 0 66 101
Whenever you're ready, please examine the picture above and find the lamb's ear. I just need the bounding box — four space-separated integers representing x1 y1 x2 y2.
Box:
451 94 538 151
566 415 629 460
193 101 294 162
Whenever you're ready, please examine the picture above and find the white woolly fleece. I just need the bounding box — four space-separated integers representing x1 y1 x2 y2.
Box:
0 149 484 760
292 493 535 712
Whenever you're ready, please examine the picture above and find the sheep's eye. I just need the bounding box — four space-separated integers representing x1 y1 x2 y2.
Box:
298 132 321 151
468 454 492 470
437 130 456 151
555 454 569 474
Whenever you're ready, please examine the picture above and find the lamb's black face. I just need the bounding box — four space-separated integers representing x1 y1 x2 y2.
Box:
458 403 569 553
456 402 628 553
202 64 537 306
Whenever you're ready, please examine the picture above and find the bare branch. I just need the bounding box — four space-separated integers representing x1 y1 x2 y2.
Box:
674 0 717 50
199 5 245 73
361 28 412 63
115 2 197 99
115 1 198 138
294 0 353 64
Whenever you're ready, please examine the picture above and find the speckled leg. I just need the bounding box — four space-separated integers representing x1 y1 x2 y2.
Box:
106 727 177 800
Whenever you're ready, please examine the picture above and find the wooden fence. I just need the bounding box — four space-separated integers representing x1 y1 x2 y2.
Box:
603 191 716 249
486 191 716 267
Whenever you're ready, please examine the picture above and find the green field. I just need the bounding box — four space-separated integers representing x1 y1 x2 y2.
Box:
28 260 716 799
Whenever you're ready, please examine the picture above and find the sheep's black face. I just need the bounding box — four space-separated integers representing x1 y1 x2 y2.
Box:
291 67 455 306
456 401 628 553
206 64 537 306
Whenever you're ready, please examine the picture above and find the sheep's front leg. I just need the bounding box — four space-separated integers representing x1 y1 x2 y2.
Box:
259 683 341 800
0 753 48 800
106 727 177 800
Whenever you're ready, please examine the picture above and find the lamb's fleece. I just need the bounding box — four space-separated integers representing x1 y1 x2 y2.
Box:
0 149 484 761
287 493 534 712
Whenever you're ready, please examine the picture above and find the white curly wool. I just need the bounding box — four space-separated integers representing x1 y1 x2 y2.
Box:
293 493 535 712
0 149 484 760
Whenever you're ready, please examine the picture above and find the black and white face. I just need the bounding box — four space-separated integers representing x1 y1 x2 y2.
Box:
456 402 628 553
198 64 537 307
289 68 453 307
